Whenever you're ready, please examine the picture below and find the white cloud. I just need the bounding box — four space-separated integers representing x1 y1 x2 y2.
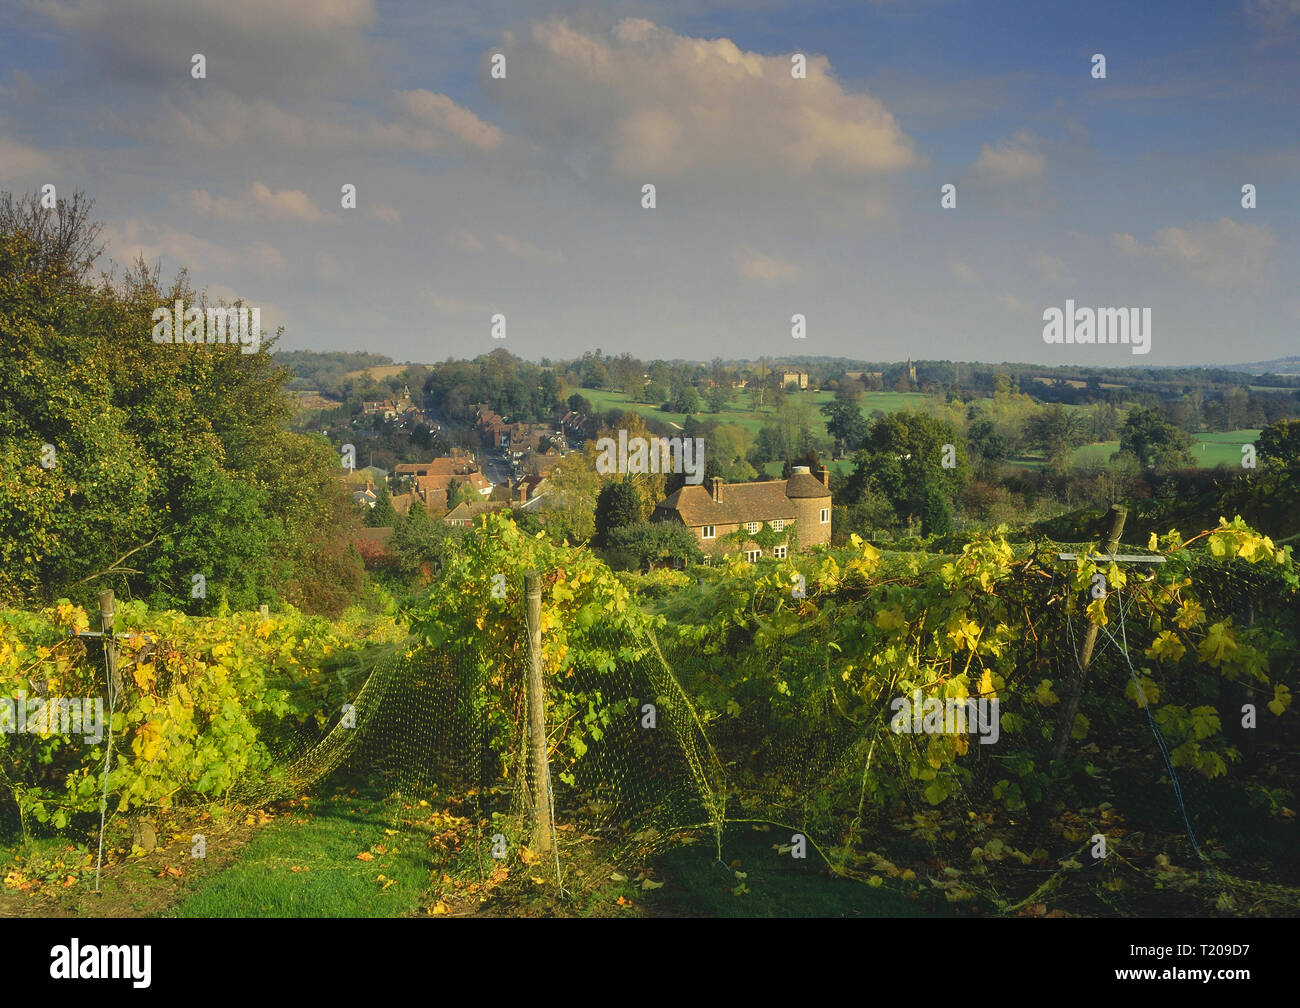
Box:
448 229 485 254
974 130 1045 184
1028 250 1070 285
736 246 800 283
387 90 503 152
247 240 287 271
949 260 978 283
494 233 564 265
186 182 323 222
101 217 236 271
1113 217 1277 288
491 17 921 181
161 89 507 158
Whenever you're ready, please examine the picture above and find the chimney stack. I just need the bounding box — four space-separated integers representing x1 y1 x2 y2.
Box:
710 476 723 502
817 465 830 489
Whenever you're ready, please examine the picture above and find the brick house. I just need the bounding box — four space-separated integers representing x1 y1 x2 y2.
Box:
651 466 832 561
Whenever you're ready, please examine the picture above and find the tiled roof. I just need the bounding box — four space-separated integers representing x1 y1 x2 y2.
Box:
785 472 831 498
655 485 742 526
655 472 829 527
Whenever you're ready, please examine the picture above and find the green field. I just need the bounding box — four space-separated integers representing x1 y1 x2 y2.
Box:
1070 429 1261 469
576 386 931 442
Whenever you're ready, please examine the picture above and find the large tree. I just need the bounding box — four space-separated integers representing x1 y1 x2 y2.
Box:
0 190 363 614
1117 407 1195 473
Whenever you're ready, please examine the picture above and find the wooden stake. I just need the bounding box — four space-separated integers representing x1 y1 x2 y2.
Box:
523 573 552 854
1051 505 1127 768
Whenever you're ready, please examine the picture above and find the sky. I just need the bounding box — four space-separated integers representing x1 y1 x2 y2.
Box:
1 0 1297 367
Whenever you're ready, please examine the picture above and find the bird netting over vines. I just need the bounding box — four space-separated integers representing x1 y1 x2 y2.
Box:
1 512 1296 916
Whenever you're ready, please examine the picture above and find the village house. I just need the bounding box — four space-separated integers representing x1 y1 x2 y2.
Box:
651 466 832 561
780 370 810 391
443 500 510 527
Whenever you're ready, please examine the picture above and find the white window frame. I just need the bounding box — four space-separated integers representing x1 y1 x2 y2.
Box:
771 519 784 532
745 521 761 534
820 508 830 524
744 549 761 563
701 525 715 539
773 545 787 560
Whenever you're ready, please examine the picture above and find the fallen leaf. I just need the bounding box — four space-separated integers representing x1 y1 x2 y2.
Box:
356 851 374 861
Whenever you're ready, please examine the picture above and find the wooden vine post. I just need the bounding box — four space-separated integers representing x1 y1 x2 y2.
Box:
523 573 553 854
1051 504 1128 768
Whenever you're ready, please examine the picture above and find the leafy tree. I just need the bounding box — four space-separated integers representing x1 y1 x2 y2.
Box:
1258 419 1300 466
446 478 478 512
568 392 593 415
706 386 731 414
0 189 363 613
594 479 640 546
847 411 969 534
1118 407 1195 473
367 483 398 526
604 521 703 571
821 399 869 455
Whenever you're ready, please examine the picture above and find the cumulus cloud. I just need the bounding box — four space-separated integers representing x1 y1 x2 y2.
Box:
385 90 503 151
493 233 564 265
186 182 323 222
949 260 978 283
447 229 485 254
973 130 1045 184
1028 250 1070 285
161 89 506 157
1113 217 1277 288
736 246 800 283
488 17 921 181
101 216 237 271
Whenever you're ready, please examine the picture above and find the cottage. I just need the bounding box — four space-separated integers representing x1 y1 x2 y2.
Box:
651 466 831 561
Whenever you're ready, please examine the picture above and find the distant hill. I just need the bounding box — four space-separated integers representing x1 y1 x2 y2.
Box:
1224 356 1300 376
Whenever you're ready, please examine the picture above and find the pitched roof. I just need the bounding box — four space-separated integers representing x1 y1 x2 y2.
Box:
654 472 829 527
444 500 509 522
654 485 742 526
352 526 393 546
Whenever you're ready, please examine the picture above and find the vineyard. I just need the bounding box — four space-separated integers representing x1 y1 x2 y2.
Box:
1 513 1296 917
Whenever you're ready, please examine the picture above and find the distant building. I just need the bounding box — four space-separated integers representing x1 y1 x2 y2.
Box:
443 500 510 527
780 370 809 390
651 466 832 560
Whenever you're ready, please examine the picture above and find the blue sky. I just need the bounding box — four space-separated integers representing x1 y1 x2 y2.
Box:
1 0 1296 366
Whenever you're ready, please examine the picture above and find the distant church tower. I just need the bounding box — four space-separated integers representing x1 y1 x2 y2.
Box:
906 357 916 383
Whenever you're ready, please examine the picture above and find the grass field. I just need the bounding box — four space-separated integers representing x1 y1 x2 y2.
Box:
1069 429 1261 469
577 386 931 443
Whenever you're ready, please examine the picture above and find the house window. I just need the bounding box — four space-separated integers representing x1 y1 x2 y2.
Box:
745 521 761 534
773 545 787 560
744 549 761 563
820 508 830 524
701 525 715 539
771 519 784 532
